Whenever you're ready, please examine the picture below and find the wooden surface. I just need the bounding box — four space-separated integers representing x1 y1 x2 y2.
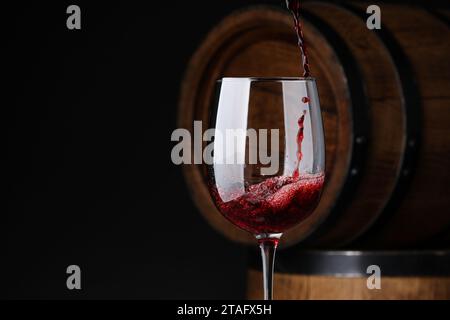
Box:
247 269 450 300
178 3 450 248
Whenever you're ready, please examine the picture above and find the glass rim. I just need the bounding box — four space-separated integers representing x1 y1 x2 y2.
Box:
217 76 316 82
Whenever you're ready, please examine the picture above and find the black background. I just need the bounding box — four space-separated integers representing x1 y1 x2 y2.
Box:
9 0 449 299
10 0 269 300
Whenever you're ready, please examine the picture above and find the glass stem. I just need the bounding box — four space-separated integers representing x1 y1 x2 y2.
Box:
258 238 279 300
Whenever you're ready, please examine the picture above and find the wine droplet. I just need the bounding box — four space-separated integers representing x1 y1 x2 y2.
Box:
293 110 307 179
302 96 310 103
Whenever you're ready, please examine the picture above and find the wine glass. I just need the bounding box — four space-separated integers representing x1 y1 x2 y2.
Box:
207 77 325 300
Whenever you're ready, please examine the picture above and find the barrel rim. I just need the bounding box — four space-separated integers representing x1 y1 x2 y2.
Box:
249 249 450 277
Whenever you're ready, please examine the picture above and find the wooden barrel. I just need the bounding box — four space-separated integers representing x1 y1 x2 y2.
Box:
178 2 450 248
247 250 450 299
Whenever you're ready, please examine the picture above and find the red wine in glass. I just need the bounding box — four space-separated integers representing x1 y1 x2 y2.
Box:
210 106 323 236
210 173 324 235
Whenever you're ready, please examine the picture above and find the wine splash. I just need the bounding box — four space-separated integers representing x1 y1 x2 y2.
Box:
286 0 311 77
210 174 324 235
